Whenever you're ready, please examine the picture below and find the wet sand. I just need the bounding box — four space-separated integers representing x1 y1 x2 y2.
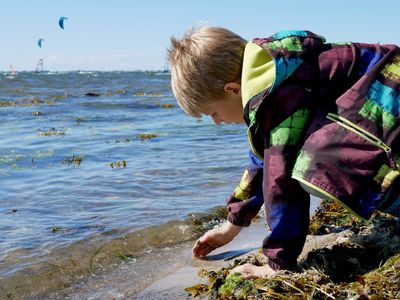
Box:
47 199 323 299
47 219 268 299
48 215 348 298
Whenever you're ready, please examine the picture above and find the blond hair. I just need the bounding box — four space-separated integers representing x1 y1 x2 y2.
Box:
167 26 247 117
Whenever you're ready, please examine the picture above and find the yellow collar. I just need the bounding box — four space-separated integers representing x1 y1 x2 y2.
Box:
241 42 275 108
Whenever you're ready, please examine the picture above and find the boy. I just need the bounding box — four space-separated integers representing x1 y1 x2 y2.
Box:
167 26 400 278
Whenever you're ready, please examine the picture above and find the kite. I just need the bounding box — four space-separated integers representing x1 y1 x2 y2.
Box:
59 17 68 30
37 38 44 48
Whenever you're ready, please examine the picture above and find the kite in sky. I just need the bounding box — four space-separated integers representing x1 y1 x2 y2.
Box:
59 17 68 30
36 17 68 48
37 38 44 48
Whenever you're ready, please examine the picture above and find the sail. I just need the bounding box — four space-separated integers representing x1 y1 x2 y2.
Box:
35 59 44 73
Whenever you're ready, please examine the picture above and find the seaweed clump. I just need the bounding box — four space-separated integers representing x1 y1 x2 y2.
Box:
107 160 127 168
37 128 65 136
136 133 158 141
185 200 400 299
62 155 82 166
308 199 370 235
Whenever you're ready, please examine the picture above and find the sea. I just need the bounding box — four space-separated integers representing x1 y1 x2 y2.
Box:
0 71 252 298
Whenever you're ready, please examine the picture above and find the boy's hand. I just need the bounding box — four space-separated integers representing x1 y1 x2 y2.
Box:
192 221 242 258
230 263 275 279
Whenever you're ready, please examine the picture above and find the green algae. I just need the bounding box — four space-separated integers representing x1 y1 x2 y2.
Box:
185 201 400 299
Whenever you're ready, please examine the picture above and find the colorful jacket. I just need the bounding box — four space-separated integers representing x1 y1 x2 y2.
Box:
226 30 400 270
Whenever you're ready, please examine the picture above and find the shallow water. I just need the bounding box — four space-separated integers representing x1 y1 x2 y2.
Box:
0 71 250 297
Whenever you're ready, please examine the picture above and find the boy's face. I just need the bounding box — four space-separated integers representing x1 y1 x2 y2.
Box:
201 91 244 125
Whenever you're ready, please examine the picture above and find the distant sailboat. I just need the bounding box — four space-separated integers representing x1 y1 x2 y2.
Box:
163 63 170 73
155 63 170 75
9 64 17 75
35 59 44 74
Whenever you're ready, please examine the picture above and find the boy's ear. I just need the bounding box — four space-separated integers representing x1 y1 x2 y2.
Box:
224 82 241 95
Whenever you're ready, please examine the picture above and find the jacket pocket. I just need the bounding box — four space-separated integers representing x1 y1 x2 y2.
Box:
326 113 398 171
326 113 400 213
292 112 399 220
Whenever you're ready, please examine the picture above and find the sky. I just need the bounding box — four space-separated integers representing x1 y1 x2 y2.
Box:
1 0 399 71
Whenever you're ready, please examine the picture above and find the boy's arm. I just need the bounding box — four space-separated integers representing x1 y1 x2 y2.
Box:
261 109 311 270
226 149 264 227
262 146 310 270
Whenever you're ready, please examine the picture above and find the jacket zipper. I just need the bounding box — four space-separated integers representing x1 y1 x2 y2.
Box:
326 113 398 170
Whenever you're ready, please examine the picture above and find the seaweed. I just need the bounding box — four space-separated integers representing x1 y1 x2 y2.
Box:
136 133 158 141
62 155 82 166
37 128 65 136
185 200 400 299
107 160 127 168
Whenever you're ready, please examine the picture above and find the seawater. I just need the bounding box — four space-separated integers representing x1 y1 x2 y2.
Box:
0 71 249 298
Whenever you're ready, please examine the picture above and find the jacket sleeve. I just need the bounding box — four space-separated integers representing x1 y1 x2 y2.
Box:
262 145 310 270
226 149 264 227
262 109 311 270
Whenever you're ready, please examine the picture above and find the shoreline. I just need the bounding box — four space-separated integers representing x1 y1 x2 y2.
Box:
46 219 344 299
44 199 322 299
47 200 400 299
46 218 269 299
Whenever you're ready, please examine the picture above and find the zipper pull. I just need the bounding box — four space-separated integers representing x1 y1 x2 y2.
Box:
386 149 398 170
378 142 391 153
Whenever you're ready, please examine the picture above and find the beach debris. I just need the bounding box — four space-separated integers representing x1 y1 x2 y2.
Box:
185 201 400 299
136 133 158 141
107 160 127 168
58 16 68 30
62 155 82 166
37 128 65 136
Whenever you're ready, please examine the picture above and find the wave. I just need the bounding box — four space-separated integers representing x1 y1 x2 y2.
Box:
0 206 228 299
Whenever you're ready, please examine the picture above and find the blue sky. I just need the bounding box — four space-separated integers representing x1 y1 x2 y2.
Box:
1 0 399 71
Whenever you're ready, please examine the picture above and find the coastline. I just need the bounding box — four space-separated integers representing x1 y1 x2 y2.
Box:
45 199 322 299
47 216 351 299
47 217 269 299
47 200 400 299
